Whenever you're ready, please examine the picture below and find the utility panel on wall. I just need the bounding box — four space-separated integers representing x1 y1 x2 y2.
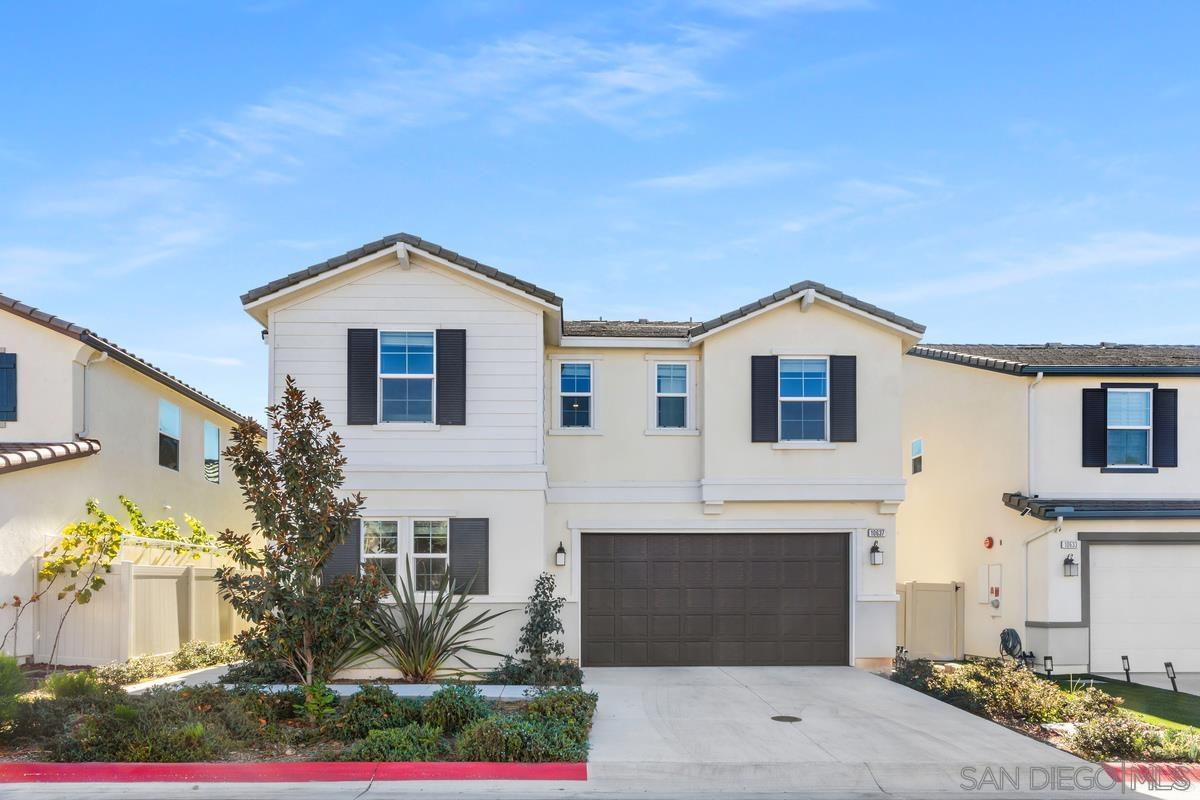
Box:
977 563 1002 613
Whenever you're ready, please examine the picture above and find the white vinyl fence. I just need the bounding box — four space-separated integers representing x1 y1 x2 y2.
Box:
32 542 248 667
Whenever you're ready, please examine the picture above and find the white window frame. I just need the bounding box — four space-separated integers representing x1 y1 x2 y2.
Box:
777 356 830 443
378 330 437 426
410 518 450 592
645 356 699 435
551 358 598 434
1105 387 1153 468
911 438 923 475
360 517 451 594
158 399 181 472
360 518 402 582
203 421 220 484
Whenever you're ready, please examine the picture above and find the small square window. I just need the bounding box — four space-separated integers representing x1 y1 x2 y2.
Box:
653 363 689 429
1105 388 1152 467
560 363 592 428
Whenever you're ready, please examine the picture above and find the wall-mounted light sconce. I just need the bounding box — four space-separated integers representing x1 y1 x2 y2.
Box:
1121 655 1131 683
869 541 884 566
1043 656 1054 677
1063 553 1079 577
1166 662 1178 692
555 541 567 567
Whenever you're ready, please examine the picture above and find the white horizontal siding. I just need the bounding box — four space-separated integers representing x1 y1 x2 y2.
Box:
271 261 542 469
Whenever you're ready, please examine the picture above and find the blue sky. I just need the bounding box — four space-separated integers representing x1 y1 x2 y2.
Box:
3 1 1199 416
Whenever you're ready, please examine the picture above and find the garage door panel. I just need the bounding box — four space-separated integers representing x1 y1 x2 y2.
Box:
1090 543 1200 673
582 532 848 666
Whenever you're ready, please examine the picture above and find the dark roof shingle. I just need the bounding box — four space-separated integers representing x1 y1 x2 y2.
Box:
1003 493 1200 519
241 233 563 307
0 293 246 424
0 439 102 474
911 344 1200 374
562 320 692 338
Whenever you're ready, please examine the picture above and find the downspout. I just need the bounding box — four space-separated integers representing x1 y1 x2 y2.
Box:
75 350 109 438
1023 515 1063 630
1027 371 1044 496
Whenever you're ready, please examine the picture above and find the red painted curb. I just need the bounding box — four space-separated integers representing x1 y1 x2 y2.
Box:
0 761 587 783
1102 762 1200 783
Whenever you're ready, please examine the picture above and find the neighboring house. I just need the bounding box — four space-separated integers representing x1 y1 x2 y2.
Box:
898 344 1200 674
242 233 925 669
0 293 251 663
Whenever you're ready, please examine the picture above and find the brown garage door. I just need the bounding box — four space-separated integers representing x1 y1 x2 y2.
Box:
582 532 849 666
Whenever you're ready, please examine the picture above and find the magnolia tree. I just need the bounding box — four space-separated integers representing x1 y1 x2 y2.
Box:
217 376 383 687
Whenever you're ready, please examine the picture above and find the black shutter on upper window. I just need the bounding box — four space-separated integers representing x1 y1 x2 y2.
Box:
436 329 466 426
751 355 779 443
1081 388 1107 467
0 353 15 422
1153 388 1178 468
347 329 378 425
323 518 362 583
448 518 488 595
829 355 857 443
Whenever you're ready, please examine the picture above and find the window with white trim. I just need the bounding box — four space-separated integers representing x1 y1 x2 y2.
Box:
362 520 400 583
379 331 434 423
911 438 923 475
778 358 828 441
158 399 180 470
654 363 689 429
1107 388 1152 466
412 519 449 591
560 362 592 428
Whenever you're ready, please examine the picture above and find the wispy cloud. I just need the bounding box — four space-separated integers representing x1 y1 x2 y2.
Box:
0 246 91 292
694 0 872 18
137 349 244 367
879 231 1200 303
635 155 812 191
835 178 916 205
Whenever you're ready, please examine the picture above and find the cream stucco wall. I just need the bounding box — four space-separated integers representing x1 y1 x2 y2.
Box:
0 321 249 659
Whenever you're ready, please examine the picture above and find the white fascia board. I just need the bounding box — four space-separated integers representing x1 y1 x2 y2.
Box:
558 336 692 349
700 478 906 503
242 244 404 322
412 247 561 313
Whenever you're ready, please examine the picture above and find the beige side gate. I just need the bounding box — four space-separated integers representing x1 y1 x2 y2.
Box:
896 581 964 661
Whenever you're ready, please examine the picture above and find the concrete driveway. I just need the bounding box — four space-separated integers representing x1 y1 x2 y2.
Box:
583 666 1104 796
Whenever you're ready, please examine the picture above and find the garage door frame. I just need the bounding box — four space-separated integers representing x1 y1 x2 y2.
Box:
1081 531 1200 672
578 528 854 667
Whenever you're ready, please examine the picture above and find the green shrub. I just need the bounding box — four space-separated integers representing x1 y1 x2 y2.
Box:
1061 686 1123 722
343 723 446 761
332 684 421 742
0 655 28 722
172 640 240 671
898 660 1065 724
222 659 295 685
456 715 588 762
488 657 583 687
1070 713 1165 761
421 685 490 734
523 687 597 742
890 658 940 692
94 654 172 686
42 670 104 700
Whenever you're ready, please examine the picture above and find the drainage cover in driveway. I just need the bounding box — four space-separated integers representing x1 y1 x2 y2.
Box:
770 715 801 723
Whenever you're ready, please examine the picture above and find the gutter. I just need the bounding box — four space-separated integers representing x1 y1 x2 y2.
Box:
1027 371 1043 496
1023 516 1064 629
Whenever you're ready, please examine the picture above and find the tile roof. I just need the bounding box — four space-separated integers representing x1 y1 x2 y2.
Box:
688 280 925 337
911 344 1200 374
1003 493 1200 520
0 440 102 474
0 293 246 424
562 320 693 338
241 233 563 307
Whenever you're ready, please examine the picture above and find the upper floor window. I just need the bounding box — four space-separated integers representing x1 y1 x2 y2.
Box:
0 352 16 422
1107 388 1152 467
911 438 924 474
158 400 180 471
779 358 828 441
379 331 434 423
560 362 592 428
654 363 689 429
203 422 220 484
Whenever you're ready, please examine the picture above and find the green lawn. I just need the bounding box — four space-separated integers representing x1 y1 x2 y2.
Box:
1058 675 1200 731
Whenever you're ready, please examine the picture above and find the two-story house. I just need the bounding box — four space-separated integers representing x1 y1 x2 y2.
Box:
242 233 925 669
898 344 1200 675
0 293 250 662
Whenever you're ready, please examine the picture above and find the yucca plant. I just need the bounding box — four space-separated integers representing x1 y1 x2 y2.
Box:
359 558 509 683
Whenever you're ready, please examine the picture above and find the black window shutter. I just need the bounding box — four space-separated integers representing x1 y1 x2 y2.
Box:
1153 388 1178 467
347 329 378 425
751 355 779 442
323 518 362 582
436 329 467 426
0 353 15 422
829 355 857 443
449 518 489 595
1081 388 1107 467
